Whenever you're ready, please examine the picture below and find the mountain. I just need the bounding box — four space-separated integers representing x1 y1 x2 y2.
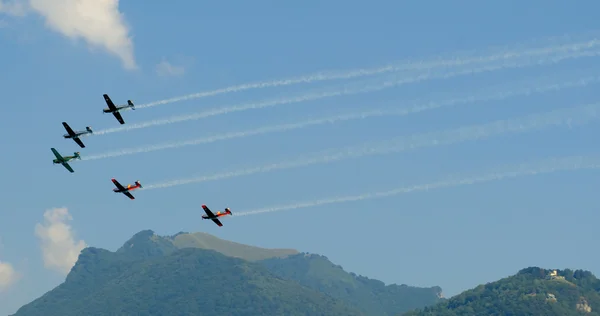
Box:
115 230 298 262
403 267 600 316
12 231 362 316
168 231 298 261
260 253 443 315
11 230 442 316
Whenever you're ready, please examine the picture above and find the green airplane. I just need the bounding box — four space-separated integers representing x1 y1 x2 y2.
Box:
51 148 81 173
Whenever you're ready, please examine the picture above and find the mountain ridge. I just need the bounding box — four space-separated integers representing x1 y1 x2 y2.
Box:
402 267 600 316
12 229 442 316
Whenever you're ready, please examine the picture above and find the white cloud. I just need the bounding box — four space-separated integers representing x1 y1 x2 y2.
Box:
0 261 18 292
0 238 18 292
156 59 185 76
2 0 136 69
35 207 87 275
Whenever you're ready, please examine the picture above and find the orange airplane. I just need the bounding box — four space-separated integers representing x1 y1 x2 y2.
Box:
111 178 142 200
201 204 232 227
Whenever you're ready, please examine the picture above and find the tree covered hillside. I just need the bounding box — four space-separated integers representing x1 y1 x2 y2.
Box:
11 230 442 316
403 267 600 316
261 253 443 315
12 244 362 315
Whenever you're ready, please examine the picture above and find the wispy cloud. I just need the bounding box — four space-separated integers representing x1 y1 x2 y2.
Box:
155 59 185 76
4 0 136 69
34 207 87 275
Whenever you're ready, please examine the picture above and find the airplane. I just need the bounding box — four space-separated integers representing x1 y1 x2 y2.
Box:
51 148 80 173
62 122 93 148
103 94 134 125
201 204 232 227
111 178 142 200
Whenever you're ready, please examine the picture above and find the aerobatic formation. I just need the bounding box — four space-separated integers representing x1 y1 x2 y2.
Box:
48 35 600 227
50 93 233 227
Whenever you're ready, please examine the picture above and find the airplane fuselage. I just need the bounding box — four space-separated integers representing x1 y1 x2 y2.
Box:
63 132 89 139
202 213 230 220
202 216 222 220
53 155 78 164
113 188 133 193
113 185 140 193
103 105 132 113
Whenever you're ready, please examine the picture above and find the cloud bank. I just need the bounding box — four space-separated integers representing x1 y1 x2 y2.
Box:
35 207 87 275
2 0 136 69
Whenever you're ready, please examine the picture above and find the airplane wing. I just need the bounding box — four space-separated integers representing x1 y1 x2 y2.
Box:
112 111 125 124
103 94 118 111
73 137 85 148
51 148 63 160
122 191 135 200
211 218 223 227
62 162 74 173
202 204 216 218
111 178 127 191
62 122 76 136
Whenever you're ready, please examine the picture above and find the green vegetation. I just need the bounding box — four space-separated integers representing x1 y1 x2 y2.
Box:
403 267 600 316
12 233 362 316
14 230 599 316
11 230 441 316
260 253 443 315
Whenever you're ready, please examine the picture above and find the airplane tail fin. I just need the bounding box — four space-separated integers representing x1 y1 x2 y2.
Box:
225 207 232 215
74 152 81 159
128 100 135 110
136 180 142 188
86 126 93 133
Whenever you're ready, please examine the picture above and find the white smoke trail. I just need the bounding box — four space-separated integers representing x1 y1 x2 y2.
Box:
137 38 600 108
141 102 600 190
232 155 600 217
83 75 600 161
93 49 600 135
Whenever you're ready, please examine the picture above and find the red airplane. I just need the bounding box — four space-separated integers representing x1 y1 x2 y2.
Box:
201 204 232 227
111 178 142 200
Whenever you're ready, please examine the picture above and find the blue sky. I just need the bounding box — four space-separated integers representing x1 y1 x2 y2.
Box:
2 0 600 314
